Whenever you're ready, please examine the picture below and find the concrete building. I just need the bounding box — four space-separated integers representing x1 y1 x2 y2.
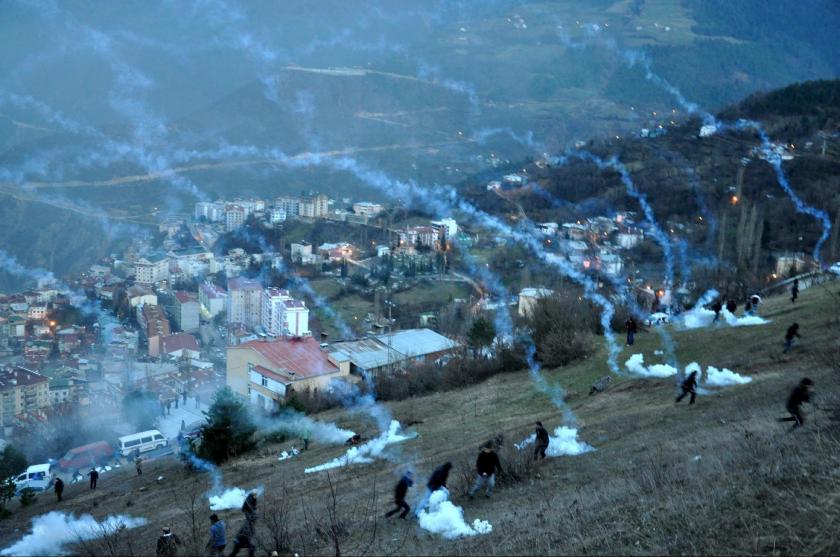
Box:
227 337 351 410
329 328 460 376
275 196 301 218
134 254 170 285
195 201 226 222
281 300 310 337
127 285 158 308
430 218 459 241
199 281 227 319
269 207 286 224
518 287 554 317
353 202 384 217
261 288 292 336
138 304 171 358
299 193 329 218
172 291 200 332
160 332 200 359
0 367 50 431
227 277 263 329
225 204 246 232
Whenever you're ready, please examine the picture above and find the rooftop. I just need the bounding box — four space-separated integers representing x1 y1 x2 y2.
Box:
373 328 460 358
161 332 200 355
228 277 263 291
0 367 49 389
234 337 338 380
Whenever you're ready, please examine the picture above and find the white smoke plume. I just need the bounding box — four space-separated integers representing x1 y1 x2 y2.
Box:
624 353 678 378
514 426 594 456
251 411 355 444
0 511 147 556
304 420 417 474
721 308 769 327
417 488 492 539
688 362 752 387
208 486 264 511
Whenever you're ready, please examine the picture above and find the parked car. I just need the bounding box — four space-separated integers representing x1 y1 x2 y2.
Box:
12 463 54 494
117 430 168 457
57 441 114 471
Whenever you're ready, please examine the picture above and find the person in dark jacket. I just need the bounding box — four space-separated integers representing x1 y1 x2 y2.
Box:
791 279 799 304
229 517 255 557
783 323 801 354
135 456 143 476
779 378 814 429
206 514 227 557
54 477 64 501
385 472 414 519
676 370 699 405
625 317 638 346
726 300 737 314
468 442 503 499
712 300 722 322
88 468 99 489
414 462 452 517
241 491 258 522
534 421 550 461
156 527 182 557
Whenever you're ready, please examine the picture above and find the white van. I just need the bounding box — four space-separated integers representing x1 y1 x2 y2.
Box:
117 430 168 457
13 463 54 494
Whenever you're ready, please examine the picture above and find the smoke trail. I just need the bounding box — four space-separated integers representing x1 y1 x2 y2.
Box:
558 24 832 264
0 511 147 557
731 120 832 264
250 409 355 444
304 420 417 474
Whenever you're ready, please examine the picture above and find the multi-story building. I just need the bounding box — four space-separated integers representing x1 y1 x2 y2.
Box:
353 202 384 217
226 337 351 410
0 367 50 431
225 204 246 232
227 277 263 329
275 196 301 218
260 287 292 336
199 281 228 319
172 291 200 332
127 285 158 308
194 201 226 222
399 226 439 249
134 254 170 285
430 218 458 242
299 193 330 218
281 300 310 337
269 207 286 224
138 304 171 358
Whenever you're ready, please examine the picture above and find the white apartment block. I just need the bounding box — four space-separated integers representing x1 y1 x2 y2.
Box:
134 255 170 285
227 277 263 329
260 287 292 335
225 204 246 232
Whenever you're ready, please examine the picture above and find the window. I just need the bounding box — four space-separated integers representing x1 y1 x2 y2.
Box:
141 437 153 444
261 376 268 388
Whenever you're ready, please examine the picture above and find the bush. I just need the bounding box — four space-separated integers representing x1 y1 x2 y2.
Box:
18 487 37 508
0 446 27 481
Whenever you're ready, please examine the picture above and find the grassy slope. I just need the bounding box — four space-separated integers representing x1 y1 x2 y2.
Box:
2 282 839 555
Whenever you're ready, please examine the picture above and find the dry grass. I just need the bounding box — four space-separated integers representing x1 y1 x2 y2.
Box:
2 283 839 555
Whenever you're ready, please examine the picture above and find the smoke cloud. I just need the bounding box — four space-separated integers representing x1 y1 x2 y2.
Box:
514 425 594 456
208 486 264 511
417 488 492 539
624 353 678 378
0 511 147 557
304 420 417 474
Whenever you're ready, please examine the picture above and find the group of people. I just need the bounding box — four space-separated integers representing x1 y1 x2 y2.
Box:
384 421 550 520
154 490 263 557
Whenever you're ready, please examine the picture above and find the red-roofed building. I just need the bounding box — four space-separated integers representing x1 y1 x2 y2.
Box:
226 337 351 410
160 332 200 359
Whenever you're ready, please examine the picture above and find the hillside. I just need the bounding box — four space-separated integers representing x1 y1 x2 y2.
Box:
2 279 839 555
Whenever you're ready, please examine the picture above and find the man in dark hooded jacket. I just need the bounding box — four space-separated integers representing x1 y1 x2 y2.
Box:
534 422 550 460
779 378 814 429
676 370 699 405
385 472 414 519
414 462 452 517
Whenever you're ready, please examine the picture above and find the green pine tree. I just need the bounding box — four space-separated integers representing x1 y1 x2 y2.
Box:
197 388 257 465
